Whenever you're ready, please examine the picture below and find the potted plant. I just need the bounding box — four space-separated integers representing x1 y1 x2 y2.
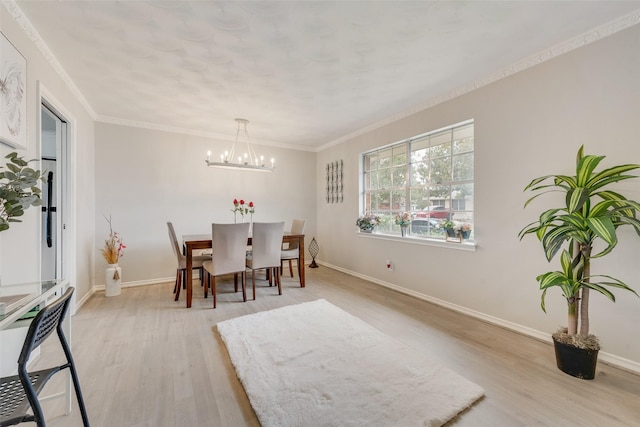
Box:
0 152 43 232
101 214 126 297
356 212 380 233
519 145 640 379
394 212 411 236
454 222 472 240
440 219 456 237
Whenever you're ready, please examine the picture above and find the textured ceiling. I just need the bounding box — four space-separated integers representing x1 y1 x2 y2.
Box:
12 1 640 151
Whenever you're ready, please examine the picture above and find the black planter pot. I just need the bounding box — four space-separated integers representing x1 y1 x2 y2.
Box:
553 338 599 380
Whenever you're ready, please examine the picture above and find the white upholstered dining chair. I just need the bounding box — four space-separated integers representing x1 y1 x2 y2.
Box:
202 222 251 308
246 221 285 299
167 221 210 301
281 218 306 282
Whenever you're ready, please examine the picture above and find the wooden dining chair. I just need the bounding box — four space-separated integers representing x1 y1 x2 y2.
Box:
281 218 306 282
167 222 209 301
246 222 285 299
0 287 90 427
202 222 250 308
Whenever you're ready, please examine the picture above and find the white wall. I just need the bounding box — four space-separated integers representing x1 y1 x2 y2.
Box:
316 24 640 367
0 6 95 299
94 123 316 284
4 0 639 370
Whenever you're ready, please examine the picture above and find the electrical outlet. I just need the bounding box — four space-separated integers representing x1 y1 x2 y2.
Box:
386 260 393 271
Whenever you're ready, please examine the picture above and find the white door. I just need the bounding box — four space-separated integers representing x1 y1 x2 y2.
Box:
40 104 67 282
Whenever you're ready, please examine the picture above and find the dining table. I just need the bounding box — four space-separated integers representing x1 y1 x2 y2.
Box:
182 232 305 308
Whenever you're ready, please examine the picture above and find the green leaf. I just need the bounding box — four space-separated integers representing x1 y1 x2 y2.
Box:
541 288 549 312
553 174 577 189
10 156 28 167
615 216 640 237
587 274 640 297
566 187 588 213
523 175 556 191
541 225 572 261
582 282 616 302
585 216 616 246
587 164 640 189
576 154 605 186
560 250 572 273
6 163 20 173
589 199 617 217
537 271 567 290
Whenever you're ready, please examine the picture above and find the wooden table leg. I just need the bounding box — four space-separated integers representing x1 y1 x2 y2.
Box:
299 235 305 287
185 242 193 308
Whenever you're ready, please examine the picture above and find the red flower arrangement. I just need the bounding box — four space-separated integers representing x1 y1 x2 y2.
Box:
232 198 255 222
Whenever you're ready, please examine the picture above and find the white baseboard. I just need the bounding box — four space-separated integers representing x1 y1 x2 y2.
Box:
75 286 96 311
317 260 640 375
93 276 173 293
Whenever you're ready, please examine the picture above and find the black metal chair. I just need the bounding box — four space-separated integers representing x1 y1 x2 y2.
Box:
0 287 90 426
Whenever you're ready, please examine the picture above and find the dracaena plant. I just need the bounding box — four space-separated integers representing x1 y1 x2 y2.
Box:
0 152 43 232
519 145 640 349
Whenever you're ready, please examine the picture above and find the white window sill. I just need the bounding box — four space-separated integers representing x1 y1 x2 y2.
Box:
355 231 477 251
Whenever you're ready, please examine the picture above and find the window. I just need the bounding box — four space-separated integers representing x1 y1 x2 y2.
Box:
361 120 474 241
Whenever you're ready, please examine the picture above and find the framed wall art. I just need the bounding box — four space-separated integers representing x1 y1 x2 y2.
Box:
0 31 26 150
326 160 343 203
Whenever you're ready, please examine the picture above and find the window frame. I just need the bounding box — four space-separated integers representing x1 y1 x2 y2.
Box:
360 119 474 244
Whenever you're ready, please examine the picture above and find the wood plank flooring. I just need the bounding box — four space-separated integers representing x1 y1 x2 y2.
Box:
31 267 640 426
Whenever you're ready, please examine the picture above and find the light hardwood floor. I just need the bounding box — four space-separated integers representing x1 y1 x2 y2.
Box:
32 266 640 426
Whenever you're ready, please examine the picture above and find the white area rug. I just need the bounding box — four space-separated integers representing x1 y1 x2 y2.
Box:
216 299 484 427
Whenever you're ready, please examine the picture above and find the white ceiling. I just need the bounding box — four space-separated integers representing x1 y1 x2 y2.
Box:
12 1 640 151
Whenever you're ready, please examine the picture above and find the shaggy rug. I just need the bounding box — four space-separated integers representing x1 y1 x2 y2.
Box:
216 299 484 427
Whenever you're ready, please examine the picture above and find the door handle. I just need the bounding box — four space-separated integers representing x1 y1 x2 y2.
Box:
46 171 53 248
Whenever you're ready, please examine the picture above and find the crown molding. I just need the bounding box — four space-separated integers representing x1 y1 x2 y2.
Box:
318 8 640 152
2 0 97 120
96 115 315 153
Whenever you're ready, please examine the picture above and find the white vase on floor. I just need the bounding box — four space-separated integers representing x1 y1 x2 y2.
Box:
105 263 122 297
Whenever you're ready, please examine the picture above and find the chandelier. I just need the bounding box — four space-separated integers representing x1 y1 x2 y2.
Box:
205 118 275 172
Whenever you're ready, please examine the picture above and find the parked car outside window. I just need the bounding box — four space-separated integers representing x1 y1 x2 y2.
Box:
414 206 451 220
410 218 441 234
